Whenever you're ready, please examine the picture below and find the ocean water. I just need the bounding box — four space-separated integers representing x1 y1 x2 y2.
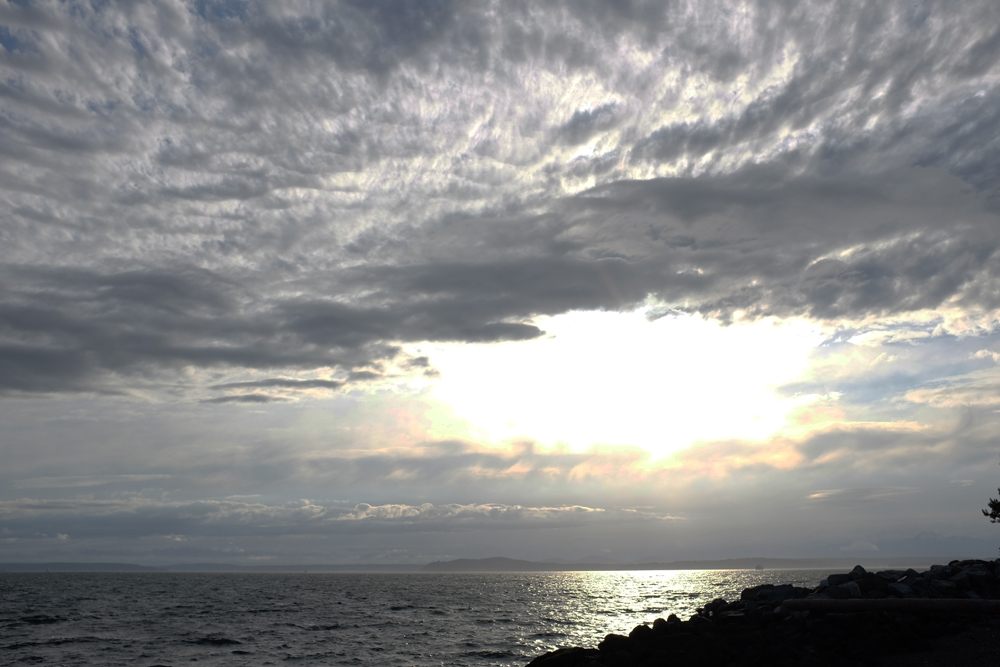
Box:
0 569 828 666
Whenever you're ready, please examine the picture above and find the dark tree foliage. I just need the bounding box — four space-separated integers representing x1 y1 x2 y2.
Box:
985 491 1000 523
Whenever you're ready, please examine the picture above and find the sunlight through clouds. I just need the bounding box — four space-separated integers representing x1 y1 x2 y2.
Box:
4 0 1000 564
425 310 824 456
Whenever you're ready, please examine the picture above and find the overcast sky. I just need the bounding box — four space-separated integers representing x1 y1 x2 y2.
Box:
3 0 1000 566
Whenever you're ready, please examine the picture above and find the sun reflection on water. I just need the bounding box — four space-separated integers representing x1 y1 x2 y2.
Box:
528 569 827 649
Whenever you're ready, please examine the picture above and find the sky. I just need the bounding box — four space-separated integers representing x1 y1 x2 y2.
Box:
3 0 1000 566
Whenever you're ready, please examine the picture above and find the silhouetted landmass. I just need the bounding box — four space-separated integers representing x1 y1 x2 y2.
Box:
163 563 423 572
0 562 422 573
1 556 972 574
525 559 1000 666
420 556 956 572
0 562 165 572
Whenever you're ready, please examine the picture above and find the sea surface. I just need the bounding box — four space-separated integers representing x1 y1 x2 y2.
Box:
0 569 829 666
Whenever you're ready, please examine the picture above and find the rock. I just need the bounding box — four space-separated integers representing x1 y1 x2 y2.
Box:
687 614 714 631
949 571 971 589
628 624 652 641
714 610 745 623
857 574 890 595
930 579 957 593
842 581 862 598
827 573 853 587
885 582 916 598
741 583 801 604
966 567 992 587
701 597 728 614
526 647 600 667
597 633 634 654
827 585 852 600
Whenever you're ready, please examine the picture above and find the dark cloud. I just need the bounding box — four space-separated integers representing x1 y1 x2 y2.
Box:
200 394 286 404
210 378 345 390
3 165 999 396
557 102 621 145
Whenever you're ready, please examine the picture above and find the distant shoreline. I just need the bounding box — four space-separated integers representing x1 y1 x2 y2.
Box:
0 555 971 573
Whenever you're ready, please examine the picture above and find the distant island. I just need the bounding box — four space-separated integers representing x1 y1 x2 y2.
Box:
419 556 952 572
0 562 166 572
0 555 961 573
0 562 422 573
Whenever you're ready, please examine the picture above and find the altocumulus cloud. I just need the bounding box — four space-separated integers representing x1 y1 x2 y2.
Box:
0 498 676 542
1 0 1000 399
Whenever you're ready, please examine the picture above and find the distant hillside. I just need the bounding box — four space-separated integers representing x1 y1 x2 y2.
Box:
2 556 966 574
0 562 423 573
420 556 960 573
422 557 564 572
0 562 165 572
163 563 424 573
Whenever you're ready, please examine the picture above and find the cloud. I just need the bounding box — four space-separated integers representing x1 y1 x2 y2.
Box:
972 349 1000 362
14 475 171 489
0 497 676 541
907 380 1000 407
200 394 286 404
4 0 1000 564
806 487 920 506
1 1 999 402
209 378 345 390
15 165 995 400
557 102 622 145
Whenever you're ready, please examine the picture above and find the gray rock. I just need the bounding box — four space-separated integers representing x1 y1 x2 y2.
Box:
930 579 957 593
742 583 798 604
702 598 728 614
888 582 914 597
715 610 745 623
842 581 862 598
966 567 992 587
857 574 889 593
949 571 971 589
597 633 634 654
827 573 853 587
826 585 852 600
526 647 600 667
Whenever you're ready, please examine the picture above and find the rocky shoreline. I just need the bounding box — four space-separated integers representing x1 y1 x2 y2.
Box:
525 559 1000 667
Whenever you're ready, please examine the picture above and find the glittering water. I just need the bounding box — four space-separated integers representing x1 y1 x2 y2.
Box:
0 569 827 666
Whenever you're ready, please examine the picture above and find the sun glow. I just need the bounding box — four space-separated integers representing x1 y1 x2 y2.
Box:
423 310 824 458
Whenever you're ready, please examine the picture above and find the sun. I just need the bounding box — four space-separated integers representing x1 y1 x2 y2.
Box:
421 308 824 458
